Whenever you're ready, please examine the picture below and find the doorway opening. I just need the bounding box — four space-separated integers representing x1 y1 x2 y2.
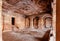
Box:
33 17 39 29
12 17 15 25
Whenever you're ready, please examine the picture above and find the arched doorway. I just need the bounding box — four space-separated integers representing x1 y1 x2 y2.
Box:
41 14 52 29
33 17 39 29
25 17 30 28
44 17 52 28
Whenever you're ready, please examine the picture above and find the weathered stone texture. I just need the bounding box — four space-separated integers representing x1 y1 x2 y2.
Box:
2 11 25 31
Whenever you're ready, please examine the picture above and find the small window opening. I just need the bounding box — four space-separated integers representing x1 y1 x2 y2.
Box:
12 17 15 25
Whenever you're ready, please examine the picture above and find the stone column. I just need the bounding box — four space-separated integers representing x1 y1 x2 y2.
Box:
38 18 42 29
40 17 44 29
30 17 34 29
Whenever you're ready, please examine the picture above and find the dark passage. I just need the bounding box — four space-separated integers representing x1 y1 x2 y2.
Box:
12 17 15 25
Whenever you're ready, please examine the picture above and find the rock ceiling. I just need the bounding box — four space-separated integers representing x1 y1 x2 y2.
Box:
2 0 53 15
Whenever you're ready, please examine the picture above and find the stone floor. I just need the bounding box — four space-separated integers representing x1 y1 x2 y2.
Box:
2 28 50 41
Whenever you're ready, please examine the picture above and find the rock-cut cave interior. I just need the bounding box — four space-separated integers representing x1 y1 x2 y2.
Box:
2 0 56 41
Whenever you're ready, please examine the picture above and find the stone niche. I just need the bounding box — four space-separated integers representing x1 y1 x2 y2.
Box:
25 14 52 30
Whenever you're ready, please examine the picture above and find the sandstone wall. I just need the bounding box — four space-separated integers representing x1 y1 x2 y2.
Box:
2 10 25 31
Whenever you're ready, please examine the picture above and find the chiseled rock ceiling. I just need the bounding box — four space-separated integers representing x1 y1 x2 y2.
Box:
2 0 52 15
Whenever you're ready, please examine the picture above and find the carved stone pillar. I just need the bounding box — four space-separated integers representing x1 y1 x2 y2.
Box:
38 17 42 29
30 17 34 29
